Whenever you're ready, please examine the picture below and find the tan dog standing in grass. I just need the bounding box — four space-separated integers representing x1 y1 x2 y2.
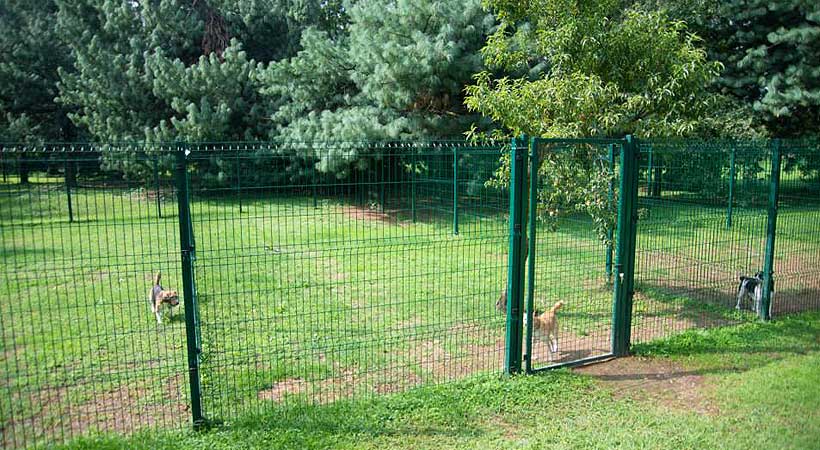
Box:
532 301 564 361
149 272 179 324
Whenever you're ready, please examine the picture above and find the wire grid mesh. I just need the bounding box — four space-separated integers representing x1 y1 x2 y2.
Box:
184 142 509 421
631 140 773 344
773 140 820 316
1 139 818 448
526 140 621 371
0 145 190 448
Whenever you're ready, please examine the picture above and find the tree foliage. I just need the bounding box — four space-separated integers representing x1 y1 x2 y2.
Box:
718 0 819 138
465 0 722 138
646 0 820 138
0 0 75 142
2 0 818 190
53 0 342 181
464 0 727 241
260 0 494 174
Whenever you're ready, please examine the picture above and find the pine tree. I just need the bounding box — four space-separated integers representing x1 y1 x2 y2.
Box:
717 0 819 137
0 0 77 183
55 0 341 182
260 0 493 174
646 0 819 138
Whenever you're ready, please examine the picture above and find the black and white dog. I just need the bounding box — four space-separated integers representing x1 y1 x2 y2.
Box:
735 271 772 314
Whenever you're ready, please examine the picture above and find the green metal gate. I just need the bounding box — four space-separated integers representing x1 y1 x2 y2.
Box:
503 136 640 374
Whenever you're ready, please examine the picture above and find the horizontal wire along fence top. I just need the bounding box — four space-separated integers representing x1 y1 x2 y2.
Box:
0 139 508 152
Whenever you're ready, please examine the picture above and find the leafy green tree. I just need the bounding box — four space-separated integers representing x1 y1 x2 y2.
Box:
465 0 723 240
465 0 721 138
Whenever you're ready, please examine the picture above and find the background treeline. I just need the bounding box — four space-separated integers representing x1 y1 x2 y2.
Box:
1 0 818 184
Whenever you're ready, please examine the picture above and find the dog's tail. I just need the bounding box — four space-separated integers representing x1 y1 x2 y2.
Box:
154 272 161 286
550 301 564 312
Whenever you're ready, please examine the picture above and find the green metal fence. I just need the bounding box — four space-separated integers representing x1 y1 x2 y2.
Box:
1 138 818 447
0 141 510 447
630 139 820 345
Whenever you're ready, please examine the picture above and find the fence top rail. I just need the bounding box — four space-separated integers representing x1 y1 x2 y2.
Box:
534 137 624 145
3 138 817 155
0 139 507 154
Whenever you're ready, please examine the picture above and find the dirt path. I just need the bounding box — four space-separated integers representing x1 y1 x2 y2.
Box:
575 356 718 415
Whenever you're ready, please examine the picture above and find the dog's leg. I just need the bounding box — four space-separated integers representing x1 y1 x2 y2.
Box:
155 306 163 325
735 286 745 310
754 285 763 315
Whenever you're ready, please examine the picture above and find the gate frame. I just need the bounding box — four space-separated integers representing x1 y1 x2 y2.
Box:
509 136 640 374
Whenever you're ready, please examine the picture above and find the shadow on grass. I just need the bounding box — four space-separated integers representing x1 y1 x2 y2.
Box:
636 281 820 329
772 288 820 316
635 282 748 325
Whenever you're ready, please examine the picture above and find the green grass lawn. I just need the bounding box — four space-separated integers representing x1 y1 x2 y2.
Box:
1 178 818 448
54 311 820 450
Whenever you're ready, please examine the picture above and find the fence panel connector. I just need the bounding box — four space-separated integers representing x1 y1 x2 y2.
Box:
505 135 528 374
612 136 640 357
761 139 781 321
175 147 205 427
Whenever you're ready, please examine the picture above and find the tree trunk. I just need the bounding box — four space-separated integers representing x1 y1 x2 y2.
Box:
65 161 77 187
19 159 29 184
650 165 662 197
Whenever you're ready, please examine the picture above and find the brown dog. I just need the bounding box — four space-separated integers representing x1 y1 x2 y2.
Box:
149 272 179 324
532 301 564 361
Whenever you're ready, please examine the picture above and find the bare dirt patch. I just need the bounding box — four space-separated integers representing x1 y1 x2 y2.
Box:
258 378 307 401
343 206 406 226
3 375 188 449
575 356 718 415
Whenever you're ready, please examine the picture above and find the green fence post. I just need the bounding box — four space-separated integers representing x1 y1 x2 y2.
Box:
761 139 781 321
524 137 538 373
154 155 162 219
312 157 319 208
175 147 204 427
505 135 528 374
646 144 653 196
235 147 243 213
727 148 735 229
411 148 417 223
379 156 386 213
612 136 640 357
64 159 74 223
606 144 615 284
453 145 459 235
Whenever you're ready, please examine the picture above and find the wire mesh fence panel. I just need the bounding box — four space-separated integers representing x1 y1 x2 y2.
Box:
631 140 772 345
0 145 190 449
1 138 817 448
526 140 622 371
184 142 509 423
773 141 820 316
